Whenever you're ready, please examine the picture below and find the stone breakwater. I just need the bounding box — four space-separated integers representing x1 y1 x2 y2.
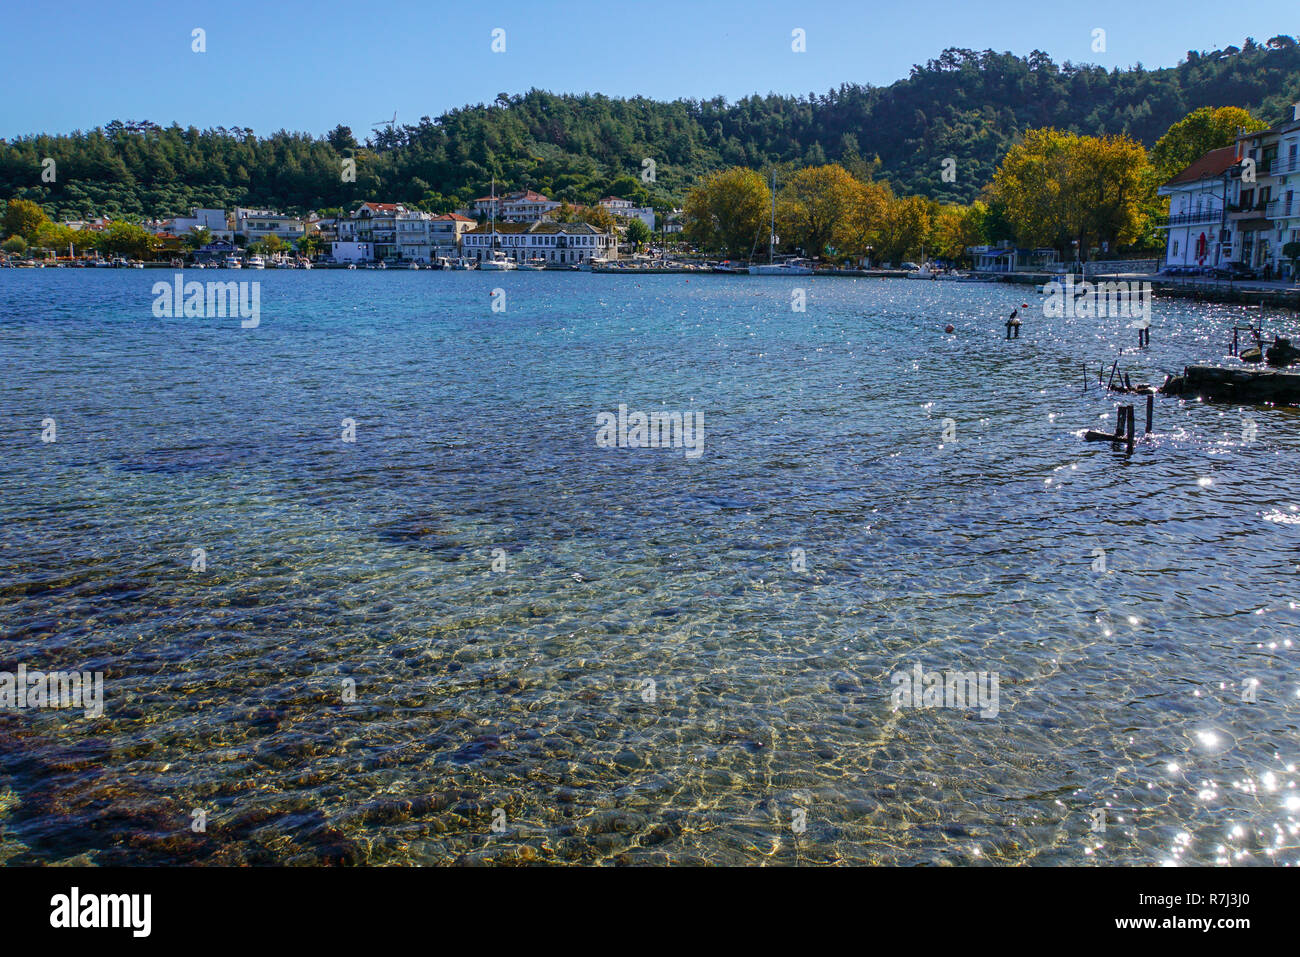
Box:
1164 365 1300 404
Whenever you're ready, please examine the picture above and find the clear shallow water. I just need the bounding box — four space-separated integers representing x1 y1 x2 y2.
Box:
0 270 1297 866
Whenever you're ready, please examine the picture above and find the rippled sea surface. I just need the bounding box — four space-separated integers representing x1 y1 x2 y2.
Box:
1 269 1298 866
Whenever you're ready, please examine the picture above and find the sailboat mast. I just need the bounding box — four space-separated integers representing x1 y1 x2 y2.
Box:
769 171 776 264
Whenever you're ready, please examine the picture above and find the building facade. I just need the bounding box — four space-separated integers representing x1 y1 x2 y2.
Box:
1158 104 1300 278
471 190 561 222
460 220 618 264
239 210 307 244
1156 146 1236 269
336 202 408 261
598 196 655 231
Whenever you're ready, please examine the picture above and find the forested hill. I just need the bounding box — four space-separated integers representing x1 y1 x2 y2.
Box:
4 35 1299 220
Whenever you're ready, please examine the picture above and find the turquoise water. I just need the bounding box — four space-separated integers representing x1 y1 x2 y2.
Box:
1 269 1297 865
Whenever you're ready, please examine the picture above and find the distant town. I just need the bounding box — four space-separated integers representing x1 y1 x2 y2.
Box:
1 103 1298 288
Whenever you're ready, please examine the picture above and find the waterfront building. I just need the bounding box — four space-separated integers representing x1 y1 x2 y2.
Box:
1265 106 1300 279
396 209 434 262
337 202 408 261
1159 104 1300 278
238 210 307 244
329 241 374 263
431 213 476 260
1155 146 1237 269
968 243 1059 273
460 220 618 265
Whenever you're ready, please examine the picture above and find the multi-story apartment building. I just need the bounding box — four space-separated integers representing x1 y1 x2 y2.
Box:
396 209 433 262
471 190 561 222
393 210 477 262
336 202 407 261
1158 104 1300 279
430 213 476 259
1156 147 1237 269
460 220 618 265
238 210 307 244
1266 111 1300 279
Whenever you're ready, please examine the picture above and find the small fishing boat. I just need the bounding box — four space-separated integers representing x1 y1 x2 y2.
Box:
519 259 547 270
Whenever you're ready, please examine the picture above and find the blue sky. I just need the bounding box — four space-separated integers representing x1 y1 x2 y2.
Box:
0 0 1289 140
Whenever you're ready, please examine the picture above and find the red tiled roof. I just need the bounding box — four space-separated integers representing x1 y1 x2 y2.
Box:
432 213 475 222
1164 146 1239 187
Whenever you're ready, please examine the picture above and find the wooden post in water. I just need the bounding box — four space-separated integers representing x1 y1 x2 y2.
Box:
1125 404 1135 455
1145 393 1153 434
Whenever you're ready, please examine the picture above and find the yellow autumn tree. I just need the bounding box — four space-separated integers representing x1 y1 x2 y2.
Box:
927 202 984 262
834 177 893 263
873 194 932 264
682 167 771 257
991 128 1154 259
775 164 864 261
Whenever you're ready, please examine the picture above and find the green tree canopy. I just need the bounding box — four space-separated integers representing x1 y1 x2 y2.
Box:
1150 106 1266 183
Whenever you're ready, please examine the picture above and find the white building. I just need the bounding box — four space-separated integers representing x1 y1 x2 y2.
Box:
396 209 433 262
460 220 618 265
337 202 407 261
238 210 306 244
1159 104 1300 279
329 242 374 263
1264 108 1300 279
1156 146 1236 269
471 189 561 222
598 196 655 231
168 208 230 239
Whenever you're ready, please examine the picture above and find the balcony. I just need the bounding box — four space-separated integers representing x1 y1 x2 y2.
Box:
1266 200 1295 219
1155 210 1222 228
1271 157 1300 177
1228 201 1270 222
